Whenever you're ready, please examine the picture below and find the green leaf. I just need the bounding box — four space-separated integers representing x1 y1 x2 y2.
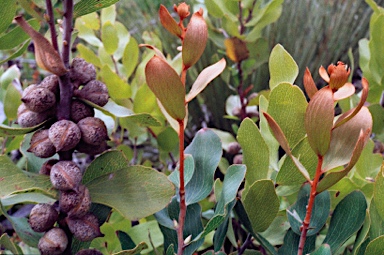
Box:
237 118 269 193
287 184 330 236
267 83 307 148
1 192 55 207
74 0 119 18
113 242 148 255
4 83 21 121
193 165 246 241
0 40 31 65
242 180 280 232
369 200 384 240
0 201 43 247
205 0 238 22
352 210 371 255
0 122 47 137
211 128 237 152
145 56 186 121
0 233 22 254
373 166 384 220
87 165 174 220
157 127 179 152
0 19 39 50
0 0 17 34
184 129 222 205
269 44 299 90
305 87 334 156
364 236 384 255
0 65 20 90
156 198 204 255
77 43 102 68
100 65 131 100
311 244 331 255
276 138 318 185
369 104 384 142
102 21 119 55
124 221 162 254
323 191 367 254
186 59 226 103
168 154 194 188
122 36 139 78
278 229 316 255
101 4 116 25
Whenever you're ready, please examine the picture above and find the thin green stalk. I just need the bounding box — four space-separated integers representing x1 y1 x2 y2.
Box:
297 155 324 255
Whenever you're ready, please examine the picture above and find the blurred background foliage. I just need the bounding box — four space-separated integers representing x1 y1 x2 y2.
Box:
116 0 384 133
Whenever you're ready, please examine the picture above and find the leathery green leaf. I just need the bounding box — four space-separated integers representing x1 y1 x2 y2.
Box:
323 191 367 254
101 21 119 55
100 65 131 100
287 184 330 236
267 83 307 149
87 165 174 220
237 118 269 193
0 19 39 50
145 56 186 121
278 229 316 255
4 83 21 121
74 0 119 18
0 0 16 34
276 138 318 185
184 128 222 205
242 180 279 232
364 236 384 255
311 244 331 255
373 166 384 220
269 44 298 90
0 233 22 254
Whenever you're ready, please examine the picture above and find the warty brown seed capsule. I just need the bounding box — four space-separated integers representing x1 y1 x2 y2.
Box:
76 249 103 255
67 213 103 242
39 159 59 175
74 80 109 107
59 184 91 218
77 117 108 145
70 99 94 123
28 129 56 158
76 140 108 155
50 161 83 191
70 58 96 86
38 227 68 255
49 120 81 152
28 203 59 232
17 103 53 127
40 75 59 96
22 85 56 113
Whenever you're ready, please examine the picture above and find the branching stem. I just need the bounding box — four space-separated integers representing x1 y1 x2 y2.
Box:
45 0 59 52
298 155 323 255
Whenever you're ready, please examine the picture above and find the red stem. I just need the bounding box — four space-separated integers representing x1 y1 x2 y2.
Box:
177 119 186 255
297 155 323 255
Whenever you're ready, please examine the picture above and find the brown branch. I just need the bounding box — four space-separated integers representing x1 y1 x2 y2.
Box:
46 0 59 52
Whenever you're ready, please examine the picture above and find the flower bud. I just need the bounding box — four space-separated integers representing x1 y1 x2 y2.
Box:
174 2 190 20
327 62 350 90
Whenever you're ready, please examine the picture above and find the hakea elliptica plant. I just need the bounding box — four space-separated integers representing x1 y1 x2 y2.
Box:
264 62 372 255
144 3 226 255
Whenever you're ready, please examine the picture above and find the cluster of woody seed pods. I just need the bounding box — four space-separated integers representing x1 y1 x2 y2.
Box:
19 58 108 255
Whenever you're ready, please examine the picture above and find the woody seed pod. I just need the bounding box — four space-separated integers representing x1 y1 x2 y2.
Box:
70 58 96 85
49 120 81 152
39 159 59 175
22 86 56 112
74 80 109 107
28 203 59 232
77 117 108 145
60 185 91 217
76 249 103 255
38 228 68 255
28 129 56 158
17 103 53 127
50 161 82 191
40 75 59 96
67 213 103 242
76 140 108 155
70 99 94 123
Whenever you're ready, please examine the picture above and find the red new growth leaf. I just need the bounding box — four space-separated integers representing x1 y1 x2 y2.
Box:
145 56 186 121
182 8 208 69
159 5 182 38
303 67 318 99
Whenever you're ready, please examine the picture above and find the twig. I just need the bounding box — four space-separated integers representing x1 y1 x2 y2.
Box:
297 156 324 255
238 234 253 255
45 0 59 52
177 118 186 255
